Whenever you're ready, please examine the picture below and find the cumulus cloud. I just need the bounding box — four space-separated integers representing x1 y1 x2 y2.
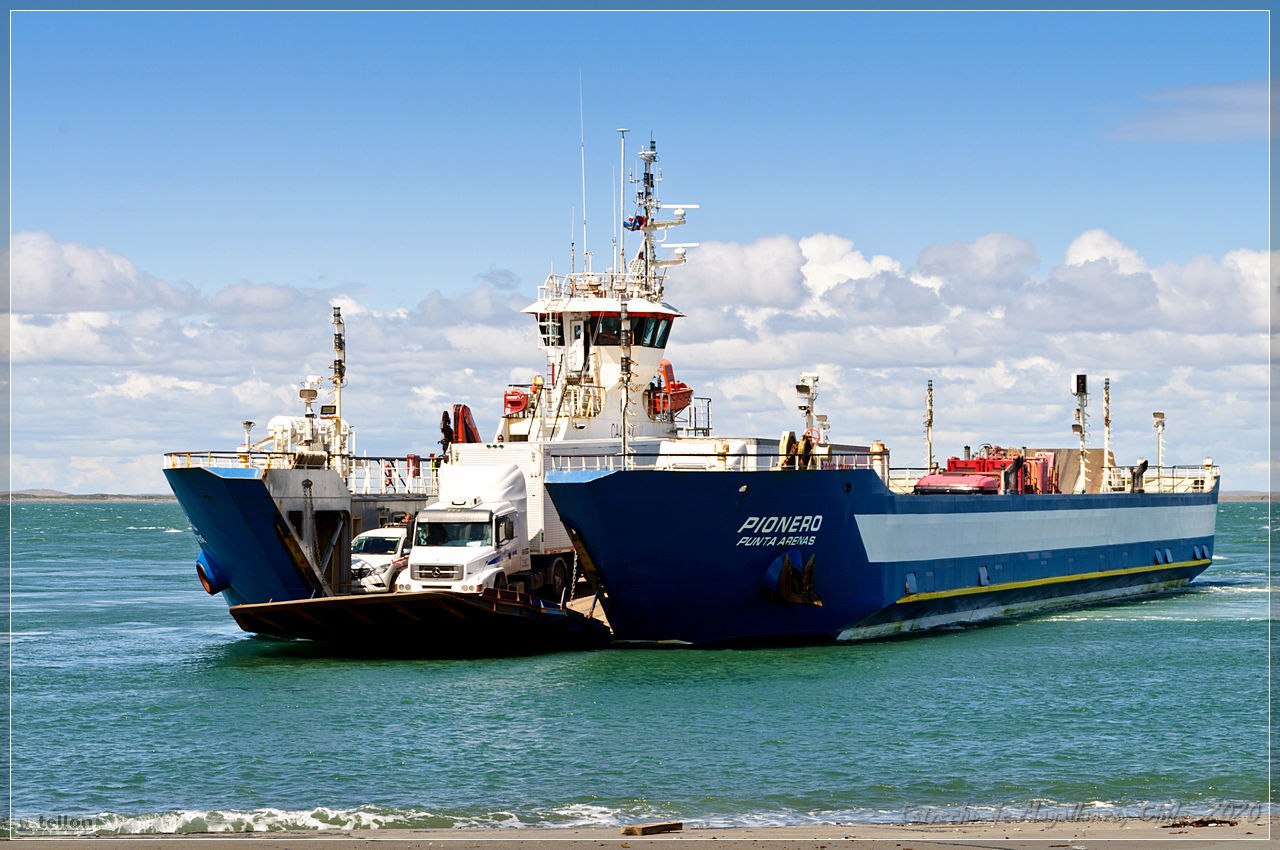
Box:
9 229 1269 492
1020 261 1161 330
917 231 1038 308
1063 228 1146 275
675 235 806 307
798 233 903 298
9 231 201 313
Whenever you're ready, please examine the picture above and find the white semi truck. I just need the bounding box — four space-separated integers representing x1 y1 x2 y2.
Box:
394 462 574 600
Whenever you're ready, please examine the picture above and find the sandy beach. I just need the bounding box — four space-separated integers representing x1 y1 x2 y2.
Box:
14 816 1274 848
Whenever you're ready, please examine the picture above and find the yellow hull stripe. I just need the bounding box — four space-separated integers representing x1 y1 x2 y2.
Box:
895 558 1210 605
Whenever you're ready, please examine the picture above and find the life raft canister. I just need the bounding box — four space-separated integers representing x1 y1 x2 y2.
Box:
195 551 230 595
503 389 529 417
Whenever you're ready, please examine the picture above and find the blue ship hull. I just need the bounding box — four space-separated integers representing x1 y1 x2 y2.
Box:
545 469 1218 644
164 466 319 608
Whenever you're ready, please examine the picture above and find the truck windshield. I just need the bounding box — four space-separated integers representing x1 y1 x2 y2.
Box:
415 521 492 548
351 536 399 555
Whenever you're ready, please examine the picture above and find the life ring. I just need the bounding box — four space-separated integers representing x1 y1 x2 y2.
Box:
803 428 822 445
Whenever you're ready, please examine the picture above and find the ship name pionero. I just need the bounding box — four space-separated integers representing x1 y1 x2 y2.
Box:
163 133 1219 651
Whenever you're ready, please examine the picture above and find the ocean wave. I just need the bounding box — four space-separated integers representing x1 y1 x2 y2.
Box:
1196 584 1271 593
6 631 51 643
7 800 1272 835
8 807 451 835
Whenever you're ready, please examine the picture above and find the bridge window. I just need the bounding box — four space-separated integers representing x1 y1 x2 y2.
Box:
653 318 672 347
537 314 564 347
585 315 674 348
591 316 622 345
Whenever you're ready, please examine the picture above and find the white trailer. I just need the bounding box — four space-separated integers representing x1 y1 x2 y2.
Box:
445 438 632 554
395 457 581 600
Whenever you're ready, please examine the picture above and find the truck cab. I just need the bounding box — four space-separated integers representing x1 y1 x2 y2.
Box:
396 464 531 594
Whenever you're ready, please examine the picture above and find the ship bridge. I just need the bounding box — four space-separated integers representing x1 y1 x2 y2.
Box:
496 136 707 445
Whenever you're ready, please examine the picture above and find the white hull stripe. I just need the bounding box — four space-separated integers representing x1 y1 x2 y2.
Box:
854 504 1216 563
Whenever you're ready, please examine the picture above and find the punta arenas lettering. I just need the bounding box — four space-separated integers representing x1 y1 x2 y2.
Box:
736 514 823 547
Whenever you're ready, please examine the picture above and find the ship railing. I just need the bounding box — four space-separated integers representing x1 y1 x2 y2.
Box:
563 381 604 418
539 271 665 303
347 456 440 497
164 450 297 471
545 450 878 474
886 467 932 494
1100 464 1220 494
675 397 713 437
163 451 439 497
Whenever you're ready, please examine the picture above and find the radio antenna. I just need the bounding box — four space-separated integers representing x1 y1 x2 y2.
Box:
610 165 617 274
578 72 589 272
617 128 629 274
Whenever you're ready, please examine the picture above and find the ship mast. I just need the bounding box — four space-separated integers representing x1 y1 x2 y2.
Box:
924 379 934 471
1103 377 1112 467
331 306 347 478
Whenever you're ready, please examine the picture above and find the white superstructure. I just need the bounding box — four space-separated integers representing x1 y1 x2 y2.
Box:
496 136 708 447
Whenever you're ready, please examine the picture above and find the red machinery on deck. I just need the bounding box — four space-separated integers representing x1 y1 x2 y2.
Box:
915 448 1059 495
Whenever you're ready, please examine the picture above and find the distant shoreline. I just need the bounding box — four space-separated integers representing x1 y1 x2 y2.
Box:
7 493 177 503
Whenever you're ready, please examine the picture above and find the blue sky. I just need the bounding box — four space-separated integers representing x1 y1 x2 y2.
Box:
8 10 1271 492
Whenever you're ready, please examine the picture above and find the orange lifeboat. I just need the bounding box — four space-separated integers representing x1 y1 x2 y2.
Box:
647 359 694 417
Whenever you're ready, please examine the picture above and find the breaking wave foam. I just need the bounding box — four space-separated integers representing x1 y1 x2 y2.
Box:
7 800 1272 835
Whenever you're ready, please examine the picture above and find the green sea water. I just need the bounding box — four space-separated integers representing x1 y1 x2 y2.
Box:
7 501 1272 833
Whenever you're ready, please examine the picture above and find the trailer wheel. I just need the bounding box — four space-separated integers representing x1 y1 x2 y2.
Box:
548 557 570 601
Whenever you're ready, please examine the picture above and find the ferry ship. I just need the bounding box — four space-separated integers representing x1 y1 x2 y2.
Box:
163 133 1218 648
537 142 1220 644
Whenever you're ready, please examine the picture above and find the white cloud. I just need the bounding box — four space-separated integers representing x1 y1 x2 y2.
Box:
1063 228 1147 275
1150 248 1269 332
798 233 903 298
9 231 202 313
674 235 806 307
1109 78 1270 143
91 371 206 400
917 231 1038 308
9 229 1269 492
